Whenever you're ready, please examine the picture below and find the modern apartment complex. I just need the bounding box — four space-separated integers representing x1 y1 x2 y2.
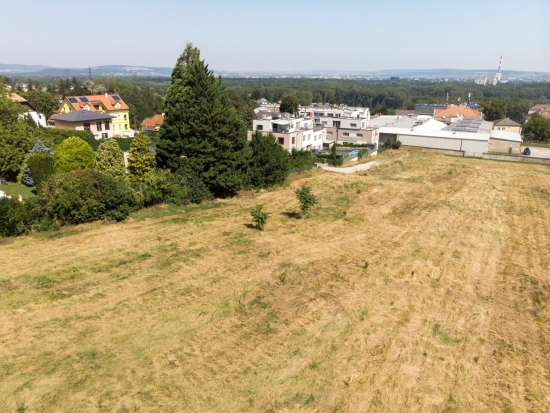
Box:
249 113 325 151
300 105 379 145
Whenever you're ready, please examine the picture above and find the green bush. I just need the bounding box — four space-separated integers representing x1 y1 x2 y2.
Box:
53 136 95 173
35 128 99 151
21 139 53 186
248 131 289 188
295 185 318 217
0 198 33 237
288 148 315 170
358 149 370 160
94 138 126 180
250 204 269 230
182 172 213 204
40 171 104 224
27 153 56 188
93 172 136 221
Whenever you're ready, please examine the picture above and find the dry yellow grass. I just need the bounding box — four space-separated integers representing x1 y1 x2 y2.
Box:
1 151 549 412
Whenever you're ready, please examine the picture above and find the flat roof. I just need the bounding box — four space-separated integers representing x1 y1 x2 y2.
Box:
380 126 491 142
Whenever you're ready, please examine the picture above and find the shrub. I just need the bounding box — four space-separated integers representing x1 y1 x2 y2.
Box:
138 169 172 207
0 198 32 237
27 153 56 188
182 172 214 204
248 131 289 188
21 139 53 186
53 136 95 173
128 134 156 182
358 149 370 160
94 139 126 180
92 172 135 221
392 140 402 150
40 171 104 224
288 148 315 170
295 185 318 217
250 204 269 230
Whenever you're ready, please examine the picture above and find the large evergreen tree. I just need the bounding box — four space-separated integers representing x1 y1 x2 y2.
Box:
156 44 251 196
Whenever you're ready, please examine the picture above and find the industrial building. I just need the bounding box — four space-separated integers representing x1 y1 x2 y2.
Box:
376 116 521 156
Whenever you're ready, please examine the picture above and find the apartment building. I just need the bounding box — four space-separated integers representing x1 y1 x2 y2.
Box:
300 105 379 145
248 113 325 151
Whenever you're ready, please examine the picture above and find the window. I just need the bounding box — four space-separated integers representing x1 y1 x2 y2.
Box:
343 133 350 137
118 114 121 119
105 121 110 130
292 137 295 144
327 131 333 136
256 125 263 130
357 134 363 138
83 123 90 131
350 123 357 127
278 137 284 145
124 124 128 130
322 121 327 125
102 133 108 139
124 114 127 120
96 121 102 131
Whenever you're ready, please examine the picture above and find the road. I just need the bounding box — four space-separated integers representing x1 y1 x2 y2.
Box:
523 146 550 159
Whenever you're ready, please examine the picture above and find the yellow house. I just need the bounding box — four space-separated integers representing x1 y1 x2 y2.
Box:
58 93 133 137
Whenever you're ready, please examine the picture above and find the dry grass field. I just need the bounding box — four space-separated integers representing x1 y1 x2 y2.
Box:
1 151 549 412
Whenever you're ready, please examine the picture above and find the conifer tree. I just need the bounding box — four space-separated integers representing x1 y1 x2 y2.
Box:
156 43 251 196
21 139 53 187
127 133 156 182
94 138 126 180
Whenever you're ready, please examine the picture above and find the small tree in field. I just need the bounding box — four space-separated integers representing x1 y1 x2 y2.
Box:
250 204 269 230
295 185 318 217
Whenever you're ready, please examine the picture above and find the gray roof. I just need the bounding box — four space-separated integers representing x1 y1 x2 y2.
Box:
493 118 521 127
52 110 115 122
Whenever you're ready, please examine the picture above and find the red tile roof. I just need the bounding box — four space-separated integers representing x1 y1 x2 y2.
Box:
65 94 129 112
140 114 164 131
434 105 481 121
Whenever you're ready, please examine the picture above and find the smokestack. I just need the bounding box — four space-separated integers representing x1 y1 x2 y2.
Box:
498 56 503 74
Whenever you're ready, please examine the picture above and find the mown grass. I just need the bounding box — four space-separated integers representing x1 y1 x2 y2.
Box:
0 182 36 199
1 151 550 412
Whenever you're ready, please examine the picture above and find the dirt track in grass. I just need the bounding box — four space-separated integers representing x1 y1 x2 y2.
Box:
1 151 549 412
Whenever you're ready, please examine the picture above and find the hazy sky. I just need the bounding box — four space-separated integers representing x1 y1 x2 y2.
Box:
2 0 549 72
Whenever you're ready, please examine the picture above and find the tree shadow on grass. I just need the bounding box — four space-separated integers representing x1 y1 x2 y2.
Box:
281 211 302 219
244 223 257 230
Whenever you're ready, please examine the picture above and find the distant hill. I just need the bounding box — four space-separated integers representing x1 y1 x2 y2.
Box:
1 63 549 80
0 64 172 77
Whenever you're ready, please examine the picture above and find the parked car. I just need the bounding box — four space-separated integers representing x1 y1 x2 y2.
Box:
523 147 531 156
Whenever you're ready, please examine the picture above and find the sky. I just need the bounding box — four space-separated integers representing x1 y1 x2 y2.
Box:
1 0 549 72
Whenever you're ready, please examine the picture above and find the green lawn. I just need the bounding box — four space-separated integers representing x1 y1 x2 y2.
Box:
0 182 36 199
521 141 550 148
